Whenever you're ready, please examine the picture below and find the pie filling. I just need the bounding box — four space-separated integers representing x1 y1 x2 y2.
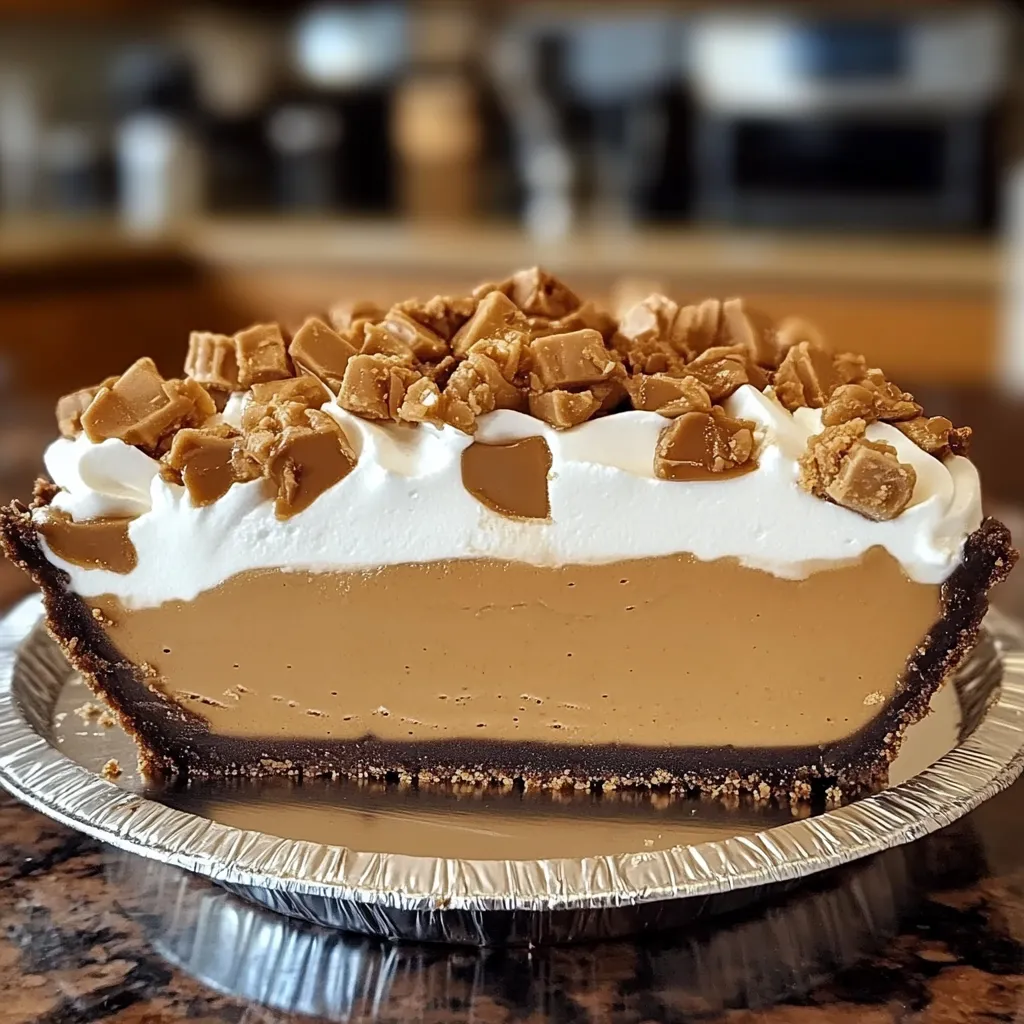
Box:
0 267 1015 796
91 552 939 751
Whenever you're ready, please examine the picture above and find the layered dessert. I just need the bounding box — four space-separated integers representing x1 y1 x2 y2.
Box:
1 269 1014 797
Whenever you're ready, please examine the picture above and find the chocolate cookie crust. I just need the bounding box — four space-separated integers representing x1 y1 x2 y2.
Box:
1 487 1015 797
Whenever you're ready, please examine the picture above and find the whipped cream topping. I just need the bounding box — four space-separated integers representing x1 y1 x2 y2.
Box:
38 385 982 607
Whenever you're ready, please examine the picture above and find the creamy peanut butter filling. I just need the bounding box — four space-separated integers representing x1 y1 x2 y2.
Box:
90 551 941 750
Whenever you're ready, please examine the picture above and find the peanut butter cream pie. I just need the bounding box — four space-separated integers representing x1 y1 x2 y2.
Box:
1 269 1015 797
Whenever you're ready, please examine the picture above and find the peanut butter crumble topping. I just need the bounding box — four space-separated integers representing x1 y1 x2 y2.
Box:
655 408 756 482
234 323 292 388
798 419 917 521
288 317 358 393
51 267 974 525
164 427 237 507
184 332 239 392
56 376 117 438
773 342 837 412
80 357 214 455
624 373 711 416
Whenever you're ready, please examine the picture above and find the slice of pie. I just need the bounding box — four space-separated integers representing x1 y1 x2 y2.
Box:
1 269 1015 798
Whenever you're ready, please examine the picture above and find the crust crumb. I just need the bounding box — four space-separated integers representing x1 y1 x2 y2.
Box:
91 606 114 627
74 701 102 721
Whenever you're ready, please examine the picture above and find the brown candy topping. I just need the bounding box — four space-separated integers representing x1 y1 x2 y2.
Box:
826 444 917 522
396 377 444 425
821 377 921 428
860 370 921 422
229 374 358 518
833 351 869 385
532 300 617 343
267 418 357 519
719 299 781 368
56 377 116 438
358 322 416 363
894 415 957 457
773 342 837 412
820 383 878 426
613 295 696 374
675 299 725 358
528 389 601 428
288 317 358 393
949 425 973 456
37 509 138 574
234 323 292 388
654 408 756 482
49 267 976 528
775 316 826 359
240 377 331 444
799 419 917 522
503 266 580 319
686 346 768 401
165 427 238 507
528 330 620 392
81 358 213 454
336 354 418 421
451 291 529 358
382 308 449 362
446 350 523 414
327 299 386 332
624 374 711 417
391 294 475 342
461 436 552 520
185 332 239 391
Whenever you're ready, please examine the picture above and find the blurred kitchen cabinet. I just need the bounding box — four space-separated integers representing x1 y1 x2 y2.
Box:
0 0 169 14
710 291 995 387
0 264 249 399
0 222 999 404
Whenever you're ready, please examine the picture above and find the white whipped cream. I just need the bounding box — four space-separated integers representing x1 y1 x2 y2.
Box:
37 385 982 607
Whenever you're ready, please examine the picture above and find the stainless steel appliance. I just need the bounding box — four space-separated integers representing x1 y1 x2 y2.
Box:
689 7 1009 230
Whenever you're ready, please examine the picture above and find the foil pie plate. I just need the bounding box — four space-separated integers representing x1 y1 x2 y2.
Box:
1 594 1023 946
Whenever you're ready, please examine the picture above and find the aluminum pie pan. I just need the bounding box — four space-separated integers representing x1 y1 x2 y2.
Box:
1 595 1023 945
105 836 930 1018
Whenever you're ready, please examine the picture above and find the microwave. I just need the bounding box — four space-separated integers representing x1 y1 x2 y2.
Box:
688 8 1008 230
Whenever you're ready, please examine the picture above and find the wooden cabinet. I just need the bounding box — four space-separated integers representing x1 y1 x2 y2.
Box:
0 222 1000 402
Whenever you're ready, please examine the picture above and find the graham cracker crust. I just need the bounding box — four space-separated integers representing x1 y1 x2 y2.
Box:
1 483 1016 799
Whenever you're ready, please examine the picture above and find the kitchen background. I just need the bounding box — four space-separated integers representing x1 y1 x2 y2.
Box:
1 0 1023 605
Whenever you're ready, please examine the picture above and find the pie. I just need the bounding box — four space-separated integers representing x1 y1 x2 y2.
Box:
1 269 1015 799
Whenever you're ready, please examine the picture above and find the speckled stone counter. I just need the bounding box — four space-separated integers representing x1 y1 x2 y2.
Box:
1 780 1021 1024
